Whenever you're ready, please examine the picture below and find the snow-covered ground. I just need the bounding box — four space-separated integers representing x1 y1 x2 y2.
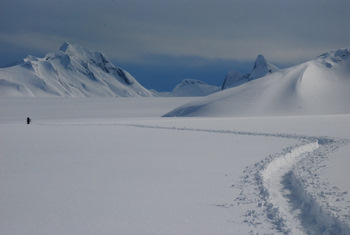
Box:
1 97 349 234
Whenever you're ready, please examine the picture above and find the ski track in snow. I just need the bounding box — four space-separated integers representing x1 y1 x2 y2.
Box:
261 142 320 234
38 122 350 234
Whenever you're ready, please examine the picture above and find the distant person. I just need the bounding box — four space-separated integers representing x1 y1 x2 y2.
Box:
27 117 31 125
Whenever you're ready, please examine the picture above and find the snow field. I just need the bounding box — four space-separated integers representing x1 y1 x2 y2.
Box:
0 121 295 234
1 98 349 234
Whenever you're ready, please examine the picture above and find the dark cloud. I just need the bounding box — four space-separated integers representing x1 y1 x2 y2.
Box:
2 0 349 62
1 0 349 89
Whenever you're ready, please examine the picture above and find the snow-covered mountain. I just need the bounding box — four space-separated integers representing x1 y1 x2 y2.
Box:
164 48 350 117
152 79 220 97
222 54 279 90
0 42 153 97
169 79 220 97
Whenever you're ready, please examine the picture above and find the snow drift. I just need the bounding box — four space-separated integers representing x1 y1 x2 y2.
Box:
164 48 350 117
0 42 153 97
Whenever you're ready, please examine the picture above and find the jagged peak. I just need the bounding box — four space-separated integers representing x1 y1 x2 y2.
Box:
56 42 114 68
252 54 279 72
59 42 71 53
253 54 267 69
59 42 90 55
222 55 279 90
249 54 279 80
59 42 93 60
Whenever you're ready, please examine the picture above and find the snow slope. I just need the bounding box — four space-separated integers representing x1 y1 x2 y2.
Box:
164 48 350 117
221 54 279 90
0 42 153 97
1 97 349 234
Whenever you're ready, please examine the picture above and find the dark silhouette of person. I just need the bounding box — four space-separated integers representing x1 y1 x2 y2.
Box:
27 117 31 124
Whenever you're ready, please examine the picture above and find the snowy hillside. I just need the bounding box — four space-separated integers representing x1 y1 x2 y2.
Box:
164 48 350 117
221 54 279 90
168 79 220 97
0 42 153 97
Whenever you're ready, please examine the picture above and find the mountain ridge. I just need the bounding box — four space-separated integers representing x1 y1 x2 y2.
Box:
0 42 153 97
164 48 350 117
169 79 220 97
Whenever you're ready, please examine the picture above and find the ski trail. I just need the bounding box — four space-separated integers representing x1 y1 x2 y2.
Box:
119 124 349 234
261 142 319 234
37 122 350 234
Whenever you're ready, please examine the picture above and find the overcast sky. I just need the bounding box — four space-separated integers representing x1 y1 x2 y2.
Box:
1 0 349 91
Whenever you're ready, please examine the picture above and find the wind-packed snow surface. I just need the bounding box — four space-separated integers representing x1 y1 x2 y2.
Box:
0 42 153 97
1 97 350 235
164 48 350 117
